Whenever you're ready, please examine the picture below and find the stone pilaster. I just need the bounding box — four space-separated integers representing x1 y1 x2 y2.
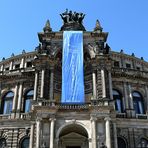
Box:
123 82 129 109
29 123 35 148
0 64 4 71
12 84 18 112
9 61 13 71
108 71 113 100
33 72 38 100
105 117 111 148
101 69 106 98
20 58 25 68
36 118 41 148
113 123 118 148
145 85 148 111
49 67 54 102
17 83 23 111
90 116 97 148
49 117 56 148
128 84 134 109
92 70 97 100
40 69 45 98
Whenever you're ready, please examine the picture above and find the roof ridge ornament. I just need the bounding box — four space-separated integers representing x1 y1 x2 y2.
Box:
94 19 103 32
43 20 52 33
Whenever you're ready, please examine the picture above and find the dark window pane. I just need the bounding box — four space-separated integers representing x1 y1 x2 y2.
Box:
15 64 20 69
3 92 14 114
24 90 34 113
133 92 144 114
21 137 30 148
126 63 131 68
25 99 31 113
0 138 7 148
138 138 148 148
113 90 123 113
4 99 13 114
114 61 120 67
117 137 127 148
26 62 32 67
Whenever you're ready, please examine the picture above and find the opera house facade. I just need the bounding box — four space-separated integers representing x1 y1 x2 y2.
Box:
0 11 148 148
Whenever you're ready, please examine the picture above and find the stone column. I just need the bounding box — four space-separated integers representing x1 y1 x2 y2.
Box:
20 58 25 68
49 67 54 102
113 123 118 148
0 64 4 71
33 72 38 100
40 69 45 98
123 82 129 109
101 69 106 98
92 70 97 100
105 117 111 148
17 83 23 111
36 118 41 148
9 61 13 71
29 123 35 148
24 62 27 68
12 84 18 111
145 85 148 111
49 117 56 148
128 84 134 109
90 116 97 148
108 71 113 100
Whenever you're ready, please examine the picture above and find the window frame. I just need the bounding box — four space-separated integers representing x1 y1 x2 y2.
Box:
24 89 34 113
113 89 124 113
20 136 30 148
0 138 7 148
132 91 145 114
1 91 14 114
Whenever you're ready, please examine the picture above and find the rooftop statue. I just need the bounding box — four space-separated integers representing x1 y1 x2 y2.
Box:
60 9 86 31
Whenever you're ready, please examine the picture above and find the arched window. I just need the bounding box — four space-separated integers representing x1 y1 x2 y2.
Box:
117 137 127 148
20 137 30 148
24 90 34 113
113 90 123 113
2 91 14 114
0 138 7 148
137 138 148 148
133 91 145 114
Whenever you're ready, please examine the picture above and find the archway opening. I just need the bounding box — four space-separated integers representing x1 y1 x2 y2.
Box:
58 124 88 148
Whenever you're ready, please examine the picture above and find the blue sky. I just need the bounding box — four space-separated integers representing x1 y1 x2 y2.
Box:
0 0 148 61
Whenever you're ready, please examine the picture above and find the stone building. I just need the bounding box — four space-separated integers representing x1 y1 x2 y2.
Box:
0 11 148 148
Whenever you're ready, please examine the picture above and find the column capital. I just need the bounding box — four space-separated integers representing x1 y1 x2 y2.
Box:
49 115 56 121
49 65 54 71
90 115 97 121
36 116 42 122
104 116 111 121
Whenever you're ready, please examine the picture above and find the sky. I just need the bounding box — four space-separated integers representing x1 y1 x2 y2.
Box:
0 0 148 61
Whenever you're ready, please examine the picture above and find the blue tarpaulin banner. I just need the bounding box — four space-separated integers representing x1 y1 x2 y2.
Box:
62 31 84 104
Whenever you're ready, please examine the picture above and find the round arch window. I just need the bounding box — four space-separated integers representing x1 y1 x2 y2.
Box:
24 90 34 113
0 138 7 148
133 91 145 114
117 137 127 148
137 138 148 148
2 91 14 114
20 137 30 148
113 90 123 113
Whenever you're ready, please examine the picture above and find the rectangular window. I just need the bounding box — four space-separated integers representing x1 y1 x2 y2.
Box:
136 67 141 70
126 63 131 68
26 62 32 67
15 64 20 69
5 67 9 71
114 61 120 67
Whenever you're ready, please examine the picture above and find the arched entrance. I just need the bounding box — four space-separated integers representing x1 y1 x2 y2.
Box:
58 124 89 148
